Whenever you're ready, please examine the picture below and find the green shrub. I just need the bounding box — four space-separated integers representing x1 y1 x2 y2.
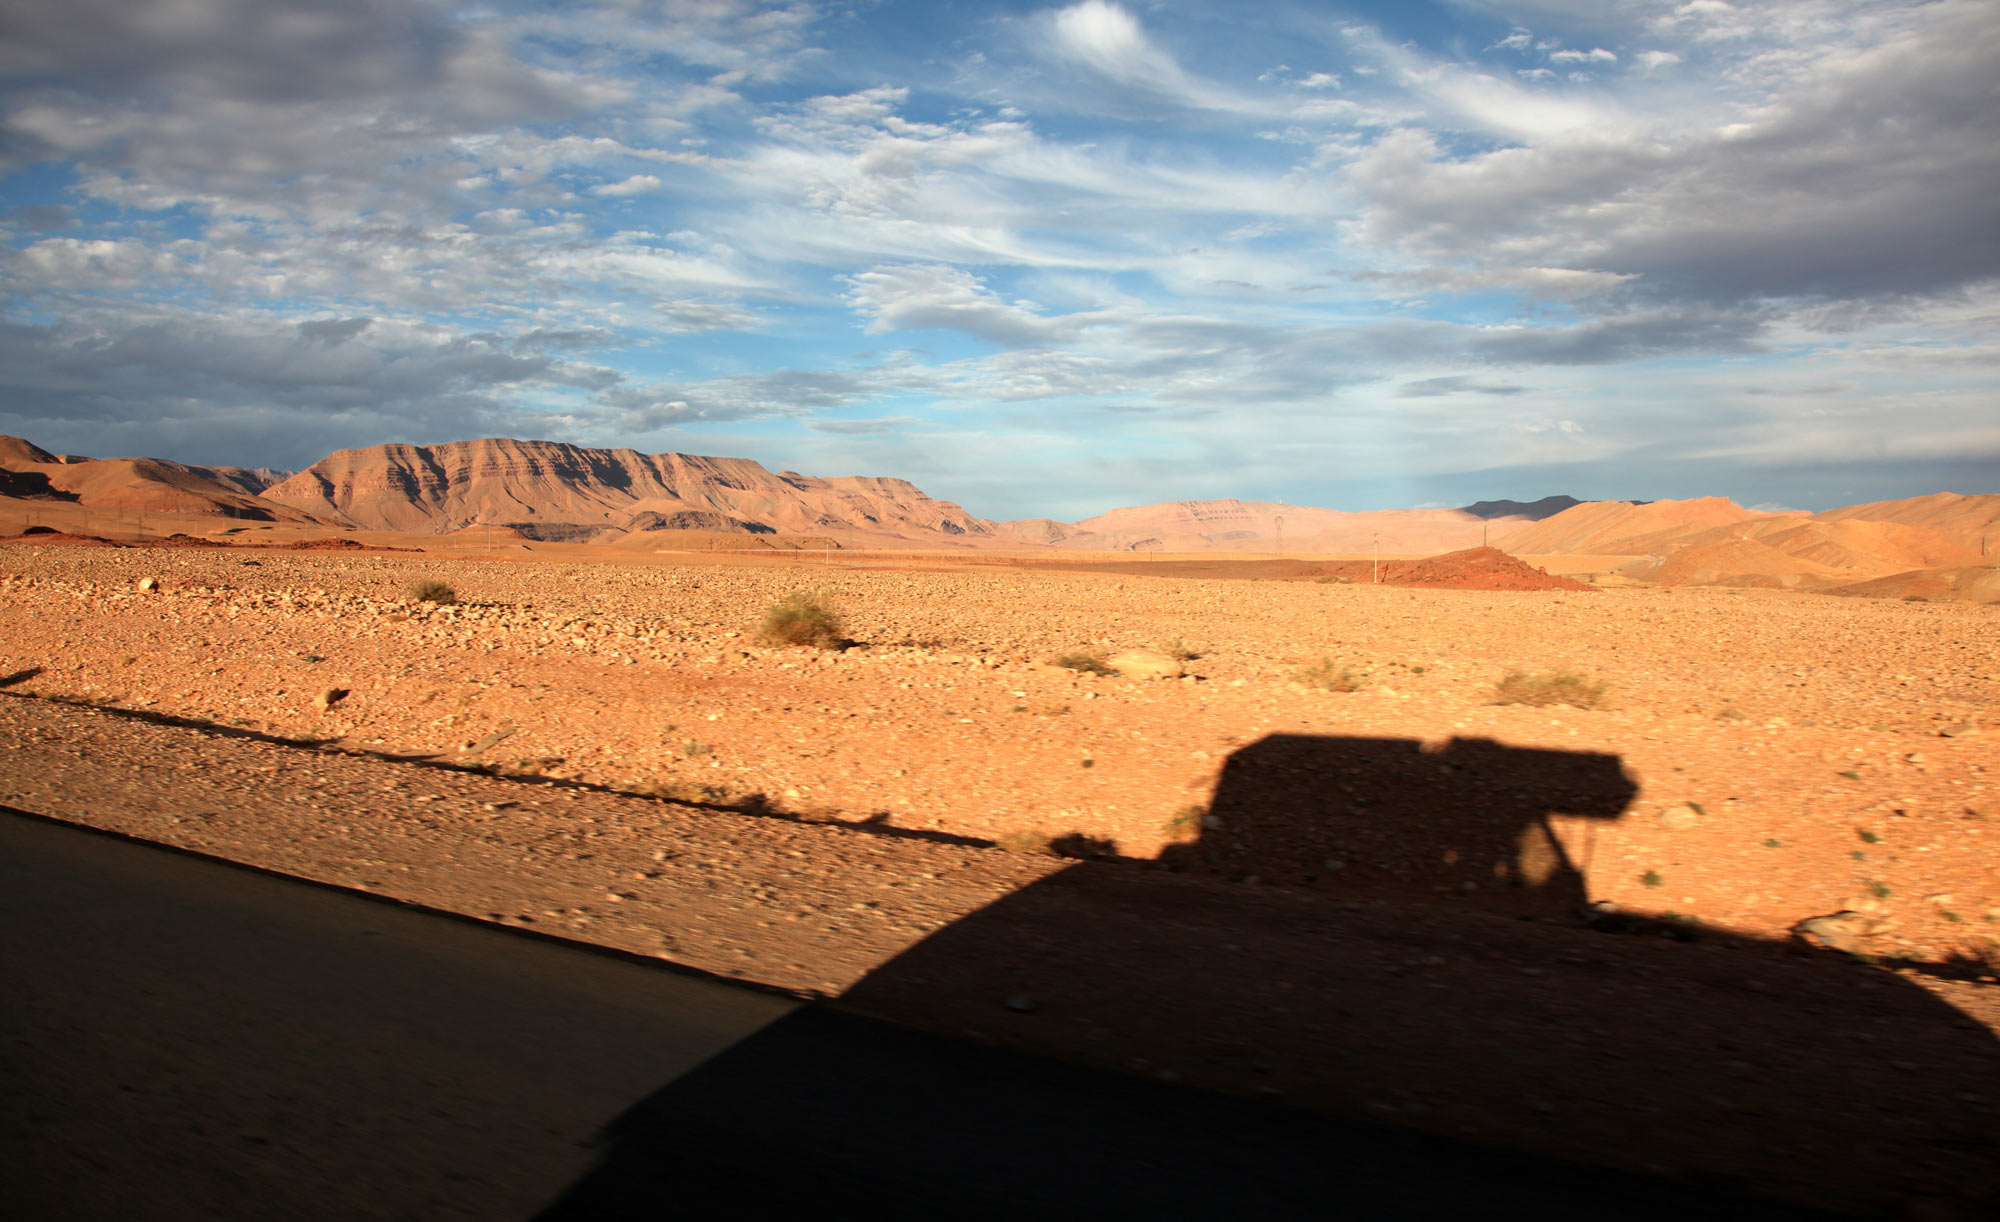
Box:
407 579 457 605
1492 669 1609 709
759 590 844 648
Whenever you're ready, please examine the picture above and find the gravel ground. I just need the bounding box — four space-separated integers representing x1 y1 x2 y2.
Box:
2 543 1994 964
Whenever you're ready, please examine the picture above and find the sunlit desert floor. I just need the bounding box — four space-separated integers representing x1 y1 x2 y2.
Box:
4 533 1998 1216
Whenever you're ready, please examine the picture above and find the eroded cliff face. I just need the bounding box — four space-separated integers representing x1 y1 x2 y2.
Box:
258 437 999 542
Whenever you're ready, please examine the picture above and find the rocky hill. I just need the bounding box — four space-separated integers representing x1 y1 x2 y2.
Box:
0 435 318 523
1494 493 1993 593
1060 497 1566 554
257 437 1002 544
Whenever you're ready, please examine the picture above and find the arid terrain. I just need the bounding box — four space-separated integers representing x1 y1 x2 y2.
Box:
4 451 2000 1215
3 537 1994 959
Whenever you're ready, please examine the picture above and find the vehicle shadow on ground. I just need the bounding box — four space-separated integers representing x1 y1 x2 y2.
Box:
537 733 2000 1220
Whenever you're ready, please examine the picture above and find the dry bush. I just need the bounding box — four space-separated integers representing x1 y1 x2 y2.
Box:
1153 636 1200 661
995 827 1057 856
759 590 844 648
1052 650 1115 675
1492 669 1611 709
1049 832 1120 859
407 579 457 605
635 779 726 804
1164 804 1206 842
1293 657 1361 692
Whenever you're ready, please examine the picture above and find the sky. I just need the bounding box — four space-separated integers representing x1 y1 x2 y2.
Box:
0 0 1995 521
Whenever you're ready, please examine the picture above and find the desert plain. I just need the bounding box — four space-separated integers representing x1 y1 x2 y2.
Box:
3 521 1999 1216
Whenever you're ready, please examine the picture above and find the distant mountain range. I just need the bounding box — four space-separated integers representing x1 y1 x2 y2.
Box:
3 433 1996 597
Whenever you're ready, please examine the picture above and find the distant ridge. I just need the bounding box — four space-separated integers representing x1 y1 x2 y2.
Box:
258 437 1000 544
0 435 320 523
5 431 1992 596
1458 495 1579 521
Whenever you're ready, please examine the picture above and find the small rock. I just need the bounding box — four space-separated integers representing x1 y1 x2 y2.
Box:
1940 721 1978 738
136 577 159 591
1792 911 1867 954
1003 993 1038 1014
1657 803 1702 831
1106 649 1183 680
314 687 349 711
1715 706 1748 721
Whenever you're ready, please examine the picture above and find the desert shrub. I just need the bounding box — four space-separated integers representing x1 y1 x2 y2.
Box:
1492 669 1609 709
407 579 457 605
1293 657 1361 692
1165 804 1206 841
1050 832 1119 859
1153 636 1199 661
1052 650 1114 675
995 827 1057 856
638 779 727 804
759 590 844 648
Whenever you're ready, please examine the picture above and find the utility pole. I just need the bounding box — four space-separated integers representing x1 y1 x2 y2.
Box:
1275 514 1284 559
1373 533 1380 584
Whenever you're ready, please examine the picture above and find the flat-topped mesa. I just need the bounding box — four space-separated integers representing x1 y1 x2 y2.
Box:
257 437 998 541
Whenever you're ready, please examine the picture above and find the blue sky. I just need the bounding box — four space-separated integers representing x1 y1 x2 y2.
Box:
1 0 1994 520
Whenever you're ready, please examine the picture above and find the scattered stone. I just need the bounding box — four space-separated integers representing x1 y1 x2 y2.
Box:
460 725 519 755
1003 993 1038 1013
314 687 349 711
1657 804 1703 831
1792 911 1868 954
1106 649 1182 680
135 576 158 591
1940 721 1978 738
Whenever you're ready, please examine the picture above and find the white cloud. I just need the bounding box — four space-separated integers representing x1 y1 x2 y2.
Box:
1037 0 1259 113
594 174 664 197
847 264 1080 346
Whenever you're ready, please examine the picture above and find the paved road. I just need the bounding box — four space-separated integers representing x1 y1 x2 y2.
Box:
2 812 1831 1220
0 811 792 1220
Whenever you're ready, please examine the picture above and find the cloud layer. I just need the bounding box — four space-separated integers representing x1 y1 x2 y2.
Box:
0 0 1993 517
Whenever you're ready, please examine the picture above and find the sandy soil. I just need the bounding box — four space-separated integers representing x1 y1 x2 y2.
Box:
3 538 1998 1214
1 541 1993 963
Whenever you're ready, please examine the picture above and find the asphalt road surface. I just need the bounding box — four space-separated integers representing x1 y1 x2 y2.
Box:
1 811 1830 1220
